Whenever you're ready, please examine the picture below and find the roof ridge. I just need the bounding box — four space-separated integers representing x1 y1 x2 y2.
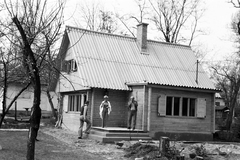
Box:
148 39 191 48
66 25 191 48
66 25 136 40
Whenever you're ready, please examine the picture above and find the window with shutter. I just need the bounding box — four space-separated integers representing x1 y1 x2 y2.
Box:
158 95 166 116
61 60 68 72
197 98 206 118
62 59 77 73
71 60 77 71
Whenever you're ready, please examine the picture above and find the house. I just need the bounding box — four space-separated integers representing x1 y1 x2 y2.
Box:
0 83 58 118
215 93 228 130
55 23 218 141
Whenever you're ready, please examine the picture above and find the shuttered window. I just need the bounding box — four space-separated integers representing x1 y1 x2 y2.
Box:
62 59 77 73
158 95 206 118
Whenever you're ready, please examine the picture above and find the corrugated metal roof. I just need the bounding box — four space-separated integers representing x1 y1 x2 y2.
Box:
65 26 216 91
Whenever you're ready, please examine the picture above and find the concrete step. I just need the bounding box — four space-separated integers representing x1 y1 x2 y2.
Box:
89 134 152 143
90 129 149 137
89 128 152 143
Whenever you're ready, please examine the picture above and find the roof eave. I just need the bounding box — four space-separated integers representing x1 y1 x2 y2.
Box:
126 82 219 93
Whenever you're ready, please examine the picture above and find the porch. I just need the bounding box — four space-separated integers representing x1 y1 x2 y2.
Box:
88 127 152 143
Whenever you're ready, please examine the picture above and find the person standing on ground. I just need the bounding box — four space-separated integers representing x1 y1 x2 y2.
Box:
78 101 91 139
99 95 112 128
127 96 138 131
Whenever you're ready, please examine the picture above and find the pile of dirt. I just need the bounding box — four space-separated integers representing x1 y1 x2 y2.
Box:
124 142 159 159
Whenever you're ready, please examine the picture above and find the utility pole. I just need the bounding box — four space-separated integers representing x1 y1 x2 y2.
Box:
196 60 199 84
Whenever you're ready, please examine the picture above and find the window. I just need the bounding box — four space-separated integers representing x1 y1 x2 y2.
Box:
62 59 77 73
166 96 181 116
165 96 196 117
69 59 77 72
158 95 206 118
181 98 196 117
166 97 172 115
189 98 196 116
68 94 87 112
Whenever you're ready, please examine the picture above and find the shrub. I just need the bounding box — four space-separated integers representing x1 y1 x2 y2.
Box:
194 144 208 157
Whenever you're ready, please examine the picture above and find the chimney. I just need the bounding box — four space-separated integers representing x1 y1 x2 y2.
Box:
137 23 148 53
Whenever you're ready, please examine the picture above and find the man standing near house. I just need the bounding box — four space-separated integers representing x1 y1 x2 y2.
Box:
128 96 138 130
99 95 112 128
78 101 91 139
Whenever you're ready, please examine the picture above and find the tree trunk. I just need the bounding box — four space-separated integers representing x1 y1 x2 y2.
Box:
0 113 5 128
46 90 57 120
27 103 41 160
26 70 41 160
225 83 240 131
226 104 235 131
12 16 42 160
55 95 63 128
25 57 42 160
0 63 8 128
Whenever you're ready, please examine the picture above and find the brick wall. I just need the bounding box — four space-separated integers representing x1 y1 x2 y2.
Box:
92 89 129 127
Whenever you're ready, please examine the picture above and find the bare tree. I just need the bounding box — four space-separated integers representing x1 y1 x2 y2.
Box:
131 0 148 23
211 60 240 130
210 10 240 131
76 1 119 34
2 0 64 159
0 46 31 128
230 0 240 8
115 0 149 37
148 0 204 45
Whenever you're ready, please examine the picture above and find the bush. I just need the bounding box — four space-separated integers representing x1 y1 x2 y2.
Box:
194 144 208 157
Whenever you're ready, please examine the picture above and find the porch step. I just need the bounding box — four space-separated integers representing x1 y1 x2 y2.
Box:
89 127 152 143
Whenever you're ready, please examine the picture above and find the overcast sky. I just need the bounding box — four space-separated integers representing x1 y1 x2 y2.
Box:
63 0 239 62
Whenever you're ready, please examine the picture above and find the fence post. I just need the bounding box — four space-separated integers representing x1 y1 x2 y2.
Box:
15 101 17 121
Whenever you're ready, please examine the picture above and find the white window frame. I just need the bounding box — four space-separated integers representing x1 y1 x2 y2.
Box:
68 93 87 112
69 59 77 72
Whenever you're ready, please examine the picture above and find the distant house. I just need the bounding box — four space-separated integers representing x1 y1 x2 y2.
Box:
215 93 228 130
0 84 58 117
0 65 58 117
56 23 218 141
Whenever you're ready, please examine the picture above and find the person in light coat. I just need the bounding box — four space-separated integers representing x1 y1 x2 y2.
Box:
99 95 112 128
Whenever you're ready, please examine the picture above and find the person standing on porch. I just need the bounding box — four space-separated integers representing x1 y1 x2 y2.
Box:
78 101 91 139
99 95 112 128
127 96 138 130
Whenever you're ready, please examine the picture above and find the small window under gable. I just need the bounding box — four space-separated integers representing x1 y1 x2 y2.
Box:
61 59 77 73
70 59 77 72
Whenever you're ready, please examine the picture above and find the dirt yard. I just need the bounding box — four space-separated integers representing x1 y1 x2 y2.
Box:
2 117 240 160
40 126 240 160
